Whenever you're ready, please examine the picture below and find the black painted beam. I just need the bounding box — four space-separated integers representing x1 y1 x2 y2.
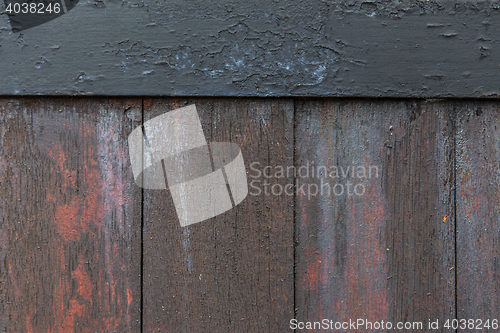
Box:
1 0 500 97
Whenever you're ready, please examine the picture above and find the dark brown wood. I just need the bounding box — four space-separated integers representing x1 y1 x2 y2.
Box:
294 99 455 331
456 102 500 329
142 98 294 332
0 98 142 332
2 96 500 332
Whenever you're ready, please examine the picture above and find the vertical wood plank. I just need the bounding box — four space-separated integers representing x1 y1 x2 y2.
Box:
0 98 142 332
141 98 294 332
294 99 455 331
456 102 500 328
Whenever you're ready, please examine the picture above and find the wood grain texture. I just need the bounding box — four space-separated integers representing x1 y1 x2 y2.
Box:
1 96 500 333
2 1 500 97
294 99 455 331
456 102 500 327
142 98 294 332
0 98 142 332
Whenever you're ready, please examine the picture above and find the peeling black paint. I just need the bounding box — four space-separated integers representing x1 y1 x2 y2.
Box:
1 0 500 96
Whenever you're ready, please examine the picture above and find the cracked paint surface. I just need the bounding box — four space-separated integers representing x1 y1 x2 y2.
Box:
0 1 500 96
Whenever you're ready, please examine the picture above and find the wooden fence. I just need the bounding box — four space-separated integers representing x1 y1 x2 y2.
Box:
0 97 498 332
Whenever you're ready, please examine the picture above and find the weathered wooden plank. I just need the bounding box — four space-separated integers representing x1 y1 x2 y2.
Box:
5 95 500 333
456 102 500 327
2 1 500 97
0 98 142 332
294 99 455 331
142 98 294 332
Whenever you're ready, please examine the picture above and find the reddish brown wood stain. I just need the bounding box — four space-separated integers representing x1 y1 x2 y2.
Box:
295 100 391 329
0 98 499 332
456 102 500 324
295 100 455 332
0 99 141 332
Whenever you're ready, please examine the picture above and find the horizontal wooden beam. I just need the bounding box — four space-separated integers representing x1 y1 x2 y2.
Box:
1 0 500 97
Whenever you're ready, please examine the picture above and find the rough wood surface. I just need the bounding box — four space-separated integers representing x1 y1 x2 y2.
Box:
0 98 142 332
0 97 500 332
456 102 500 327
294 99 455 331
2 1 500 97
141 98 294 332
